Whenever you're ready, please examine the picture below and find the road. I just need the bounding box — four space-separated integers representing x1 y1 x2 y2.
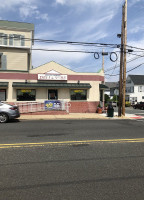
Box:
114 106 144 116
0 120 144 200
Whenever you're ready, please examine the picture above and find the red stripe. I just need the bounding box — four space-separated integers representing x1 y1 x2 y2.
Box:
0 73 104 81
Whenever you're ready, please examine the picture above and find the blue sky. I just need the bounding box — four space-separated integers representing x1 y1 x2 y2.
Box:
0 0 144 81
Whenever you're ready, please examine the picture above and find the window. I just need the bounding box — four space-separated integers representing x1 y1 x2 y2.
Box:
9 34 25 46
0 89 6 101
0 55 2 69
142 96 144 99
17 89 36 101
138 86 143 92
48 90 58 100
70 89 87 100
0 54 7 70
126 79 131 84
0 33 7 45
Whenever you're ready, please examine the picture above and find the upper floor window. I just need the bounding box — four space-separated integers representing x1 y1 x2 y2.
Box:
126 87 134 93
138 86 143 92
9 34 25 47
0 53 7 70
126 79 131 84
0 33 7 45
0 54 2 69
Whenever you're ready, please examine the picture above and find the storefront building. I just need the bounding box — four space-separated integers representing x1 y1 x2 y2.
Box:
0 20 105 113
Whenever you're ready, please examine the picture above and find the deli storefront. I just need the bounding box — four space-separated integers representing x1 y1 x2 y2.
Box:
0 61 105 113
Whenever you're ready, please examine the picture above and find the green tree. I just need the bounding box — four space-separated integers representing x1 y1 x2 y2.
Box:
105 94 110 103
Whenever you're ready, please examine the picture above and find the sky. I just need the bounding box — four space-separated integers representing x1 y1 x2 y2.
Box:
0 0 144 82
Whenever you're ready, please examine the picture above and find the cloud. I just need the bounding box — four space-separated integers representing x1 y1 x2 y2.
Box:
32 43 90 68
55 0 122 6
129 25 144 34
19 4 49 21
71 14 114 41
35 29 64 39
0 0 49 21
128 0 141 7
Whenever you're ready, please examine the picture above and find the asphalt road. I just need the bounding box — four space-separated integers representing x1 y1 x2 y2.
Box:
114 106 144 116
0 120 144 200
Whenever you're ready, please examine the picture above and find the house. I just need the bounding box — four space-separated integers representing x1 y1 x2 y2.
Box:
0 20 107 113
126 75 144 104
105 82 119 99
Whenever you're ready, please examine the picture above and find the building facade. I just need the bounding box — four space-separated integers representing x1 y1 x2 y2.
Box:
0 20 106 113
126 75 144 104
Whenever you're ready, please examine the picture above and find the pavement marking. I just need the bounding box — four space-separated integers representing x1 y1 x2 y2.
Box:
0 138 144 149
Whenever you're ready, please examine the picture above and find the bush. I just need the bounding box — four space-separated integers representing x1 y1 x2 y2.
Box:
125 101 131 107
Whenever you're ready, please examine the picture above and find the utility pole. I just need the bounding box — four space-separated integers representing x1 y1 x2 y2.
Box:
102 49 104 72
102 49 105 110
122 0 127 116
118 5 125 117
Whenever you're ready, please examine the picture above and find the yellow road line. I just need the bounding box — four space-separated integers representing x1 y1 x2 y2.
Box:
0 138 144 149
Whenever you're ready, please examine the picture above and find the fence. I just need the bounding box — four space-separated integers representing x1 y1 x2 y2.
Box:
14 101 71 114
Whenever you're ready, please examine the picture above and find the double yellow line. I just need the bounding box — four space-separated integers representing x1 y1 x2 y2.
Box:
0 138 144 149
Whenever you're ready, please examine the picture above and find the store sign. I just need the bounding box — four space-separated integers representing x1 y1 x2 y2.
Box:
44 100 61 110
74 90 84 93
21 90 32 93
38 74 67 80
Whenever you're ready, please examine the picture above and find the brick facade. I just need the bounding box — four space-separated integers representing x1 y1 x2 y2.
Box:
69 101 99 113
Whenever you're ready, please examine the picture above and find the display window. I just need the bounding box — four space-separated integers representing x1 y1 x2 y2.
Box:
17 89 36 101
70 89 87 100
48 90 58 100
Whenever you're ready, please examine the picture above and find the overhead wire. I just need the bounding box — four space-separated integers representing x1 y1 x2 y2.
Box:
104 53 144 73
105 62 144 77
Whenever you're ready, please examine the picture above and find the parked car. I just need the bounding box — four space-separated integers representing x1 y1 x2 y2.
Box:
0 102 20 123
132 102 144 110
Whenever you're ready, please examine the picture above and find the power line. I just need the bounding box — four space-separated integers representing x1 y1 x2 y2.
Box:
105 62 144 77
126 45 144 51
0 35 119 48
104 53 144 72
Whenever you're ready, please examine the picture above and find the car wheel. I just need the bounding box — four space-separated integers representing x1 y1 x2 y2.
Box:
0 113 9 123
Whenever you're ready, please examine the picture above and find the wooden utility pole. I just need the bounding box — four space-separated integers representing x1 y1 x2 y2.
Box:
118 5 125 117
102 49 104 72
102 49 105 110
122 0 127 116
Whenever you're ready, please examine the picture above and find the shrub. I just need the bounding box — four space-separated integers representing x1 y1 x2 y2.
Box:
125 101 131 107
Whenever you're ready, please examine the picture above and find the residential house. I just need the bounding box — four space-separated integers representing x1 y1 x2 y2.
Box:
105 82 119 99
126 75 144 104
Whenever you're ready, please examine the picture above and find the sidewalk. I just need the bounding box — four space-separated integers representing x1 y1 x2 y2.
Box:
19 112 143 120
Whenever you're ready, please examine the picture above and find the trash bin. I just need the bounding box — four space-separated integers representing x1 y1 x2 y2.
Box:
107 105 114 117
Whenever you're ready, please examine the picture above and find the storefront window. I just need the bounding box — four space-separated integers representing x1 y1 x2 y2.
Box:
48 90 58 100
0 89 6 101
70 89 87 100
17 89 36 101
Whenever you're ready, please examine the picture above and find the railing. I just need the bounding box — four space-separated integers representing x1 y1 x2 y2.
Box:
14 101 71 114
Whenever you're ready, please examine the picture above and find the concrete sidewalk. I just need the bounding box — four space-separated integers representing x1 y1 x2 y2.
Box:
19 112 143 120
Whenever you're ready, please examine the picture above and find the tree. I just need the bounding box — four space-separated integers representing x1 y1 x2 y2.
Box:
105 94 110 103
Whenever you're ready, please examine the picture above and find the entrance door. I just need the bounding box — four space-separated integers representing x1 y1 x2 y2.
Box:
48 90 58 100
0 89 6 101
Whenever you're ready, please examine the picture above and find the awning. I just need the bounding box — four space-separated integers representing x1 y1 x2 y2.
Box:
12 82 91 89
99 84 108 89
0 82 9 87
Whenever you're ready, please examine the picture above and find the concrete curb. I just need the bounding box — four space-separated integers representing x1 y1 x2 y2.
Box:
19 112 134 120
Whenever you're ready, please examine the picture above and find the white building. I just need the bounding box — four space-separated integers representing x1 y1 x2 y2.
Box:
126 75 144 104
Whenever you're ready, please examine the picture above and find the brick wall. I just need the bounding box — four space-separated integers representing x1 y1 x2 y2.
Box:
69 101 99 113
